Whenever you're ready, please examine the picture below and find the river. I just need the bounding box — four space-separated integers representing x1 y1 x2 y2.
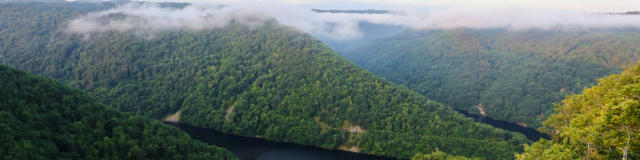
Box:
166 122 396 160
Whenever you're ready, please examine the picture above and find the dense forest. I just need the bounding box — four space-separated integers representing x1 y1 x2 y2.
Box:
412 149 477 160
344 29 640 128
517 63 640 159
0 65 236 159
0 2 530 159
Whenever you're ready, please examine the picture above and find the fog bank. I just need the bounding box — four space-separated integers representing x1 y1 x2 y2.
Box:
67 2 640 40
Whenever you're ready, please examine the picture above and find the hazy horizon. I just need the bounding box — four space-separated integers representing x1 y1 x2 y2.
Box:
63 0 640 40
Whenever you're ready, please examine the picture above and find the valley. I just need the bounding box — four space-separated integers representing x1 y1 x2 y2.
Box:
0 2 527 159
1 1 638 159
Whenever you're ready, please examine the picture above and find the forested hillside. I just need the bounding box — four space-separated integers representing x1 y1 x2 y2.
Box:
317 22 406 54
0 65 236 159
517 63 640 159
412 149 477 160
344 29 640 128
0 2 529 159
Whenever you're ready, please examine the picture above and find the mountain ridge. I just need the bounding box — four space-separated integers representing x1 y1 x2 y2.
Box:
0 2 529 159
343 28 640 128
0 64 236 159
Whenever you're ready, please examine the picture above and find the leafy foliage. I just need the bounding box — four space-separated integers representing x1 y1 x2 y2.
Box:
412 149 477 160
344 29 640 128
0 65 236 160
517 63 640 160
0 2 530 159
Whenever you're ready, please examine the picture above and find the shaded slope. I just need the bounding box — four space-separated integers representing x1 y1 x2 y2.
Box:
0 65 236 159
0 2 529 159
343 29 640 128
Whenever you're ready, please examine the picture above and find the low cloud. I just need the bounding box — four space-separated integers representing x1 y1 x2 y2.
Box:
67 2 368 39
67 3 271 35
398 7 640 30
67 2 640 40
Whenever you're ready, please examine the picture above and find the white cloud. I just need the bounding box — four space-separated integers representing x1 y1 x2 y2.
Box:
67 1 640 40
343 0 640 12
133 0 640 12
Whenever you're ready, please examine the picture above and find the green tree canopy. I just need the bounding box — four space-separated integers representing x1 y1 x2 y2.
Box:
343 29 640 128
0 2 530 159
0 65 236 159
412 149 477 160
517 63 640 159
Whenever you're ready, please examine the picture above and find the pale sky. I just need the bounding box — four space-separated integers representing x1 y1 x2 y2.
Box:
134 0 640 12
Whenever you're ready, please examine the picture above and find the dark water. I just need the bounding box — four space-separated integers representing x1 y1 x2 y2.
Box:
166 122 396 160
454 109 549 141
